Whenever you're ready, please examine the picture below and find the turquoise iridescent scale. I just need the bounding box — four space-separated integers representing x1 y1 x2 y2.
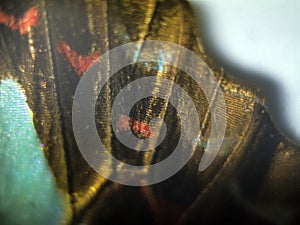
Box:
0 79 65 225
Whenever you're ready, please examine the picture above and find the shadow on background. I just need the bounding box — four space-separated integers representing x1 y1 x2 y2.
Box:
191 3 298 142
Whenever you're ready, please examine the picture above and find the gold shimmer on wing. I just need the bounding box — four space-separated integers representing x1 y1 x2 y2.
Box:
28 28 36 60
0 0 299 225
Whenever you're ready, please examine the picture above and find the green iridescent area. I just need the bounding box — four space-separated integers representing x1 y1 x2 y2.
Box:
0 79 64 225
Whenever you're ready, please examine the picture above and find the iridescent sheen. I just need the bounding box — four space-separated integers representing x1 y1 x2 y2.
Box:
0 79 65 225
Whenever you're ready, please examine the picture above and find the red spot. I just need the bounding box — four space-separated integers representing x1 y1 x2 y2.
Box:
116 114 131 132
0 7 15 28
129 119 151 139
117 114 151 139
0 6 39 34
17 7 39 35
56 40 100 76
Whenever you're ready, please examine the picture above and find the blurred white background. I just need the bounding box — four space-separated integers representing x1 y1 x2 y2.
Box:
189 0 300 142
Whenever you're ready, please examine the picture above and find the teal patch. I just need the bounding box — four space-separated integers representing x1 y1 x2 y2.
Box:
0 79 63 225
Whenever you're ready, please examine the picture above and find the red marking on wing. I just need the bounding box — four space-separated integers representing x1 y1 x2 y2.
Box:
117 114 151 139
0 7 15 28
129 119 151 139
17 7 39 35
117 114 131 132
0 6 39 34
56 40 100 76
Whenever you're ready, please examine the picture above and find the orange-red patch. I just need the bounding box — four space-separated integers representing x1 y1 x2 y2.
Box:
0 6 39 34
57 40 100 76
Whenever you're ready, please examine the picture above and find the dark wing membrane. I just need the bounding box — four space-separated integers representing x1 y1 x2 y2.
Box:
1 0 300 225
44 0 113 215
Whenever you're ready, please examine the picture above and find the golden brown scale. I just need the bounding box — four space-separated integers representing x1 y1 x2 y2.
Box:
0 0 299 224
